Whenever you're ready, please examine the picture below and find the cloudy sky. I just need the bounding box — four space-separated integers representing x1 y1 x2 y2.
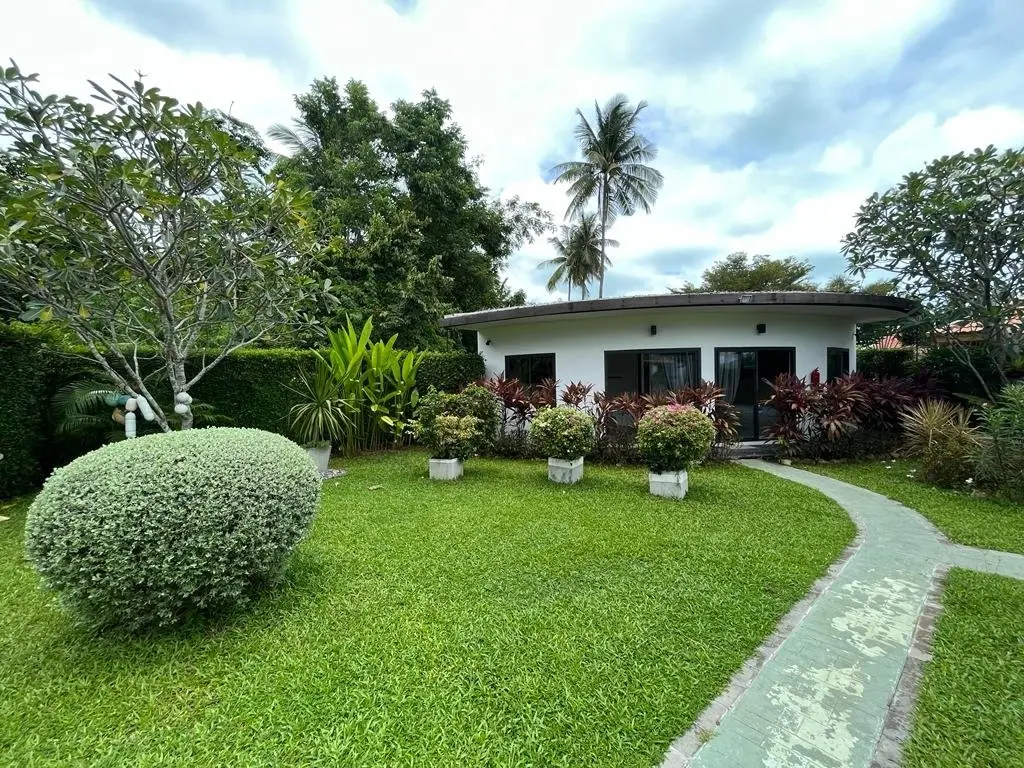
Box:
3 0 1023 301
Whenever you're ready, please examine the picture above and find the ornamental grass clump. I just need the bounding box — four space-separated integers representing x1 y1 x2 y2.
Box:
637 404 716 473
530 406 597 460
24 428 321 632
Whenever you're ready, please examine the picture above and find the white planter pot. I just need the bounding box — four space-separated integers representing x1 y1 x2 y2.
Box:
306 444 331 475
548 456 584 485
429 457 464 481
649 469 689 500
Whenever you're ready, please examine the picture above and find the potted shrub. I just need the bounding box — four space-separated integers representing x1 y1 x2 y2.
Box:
530 406 597 485
288 362 350 474
415 414 480 480
637 404 715 499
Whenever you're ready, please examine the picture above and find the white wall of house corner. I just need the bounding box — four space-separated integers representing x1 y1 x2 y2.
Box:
474 308 858 395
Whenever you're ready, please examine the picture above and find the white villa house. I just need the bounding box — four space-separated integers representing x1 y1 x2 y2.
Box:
441 292 915 441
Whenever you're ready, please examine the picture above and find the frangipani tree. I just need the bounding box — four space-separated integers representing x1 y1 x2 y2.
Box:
0 63 326 429
842 146 1024 398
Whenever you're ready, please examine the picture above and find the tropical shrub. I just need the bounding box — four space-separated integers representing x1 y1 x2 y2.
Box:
458 384 502 451
415 414 481 461
900 400 979 487
24 428 321 632
288 361 351 447
530 407 597 460
416 350 486 393
975 383 1024 501
637 405 715 473
319 317 424 454
857 348 914 379
560 380 593 408
413 385 498 456
763 373 927 459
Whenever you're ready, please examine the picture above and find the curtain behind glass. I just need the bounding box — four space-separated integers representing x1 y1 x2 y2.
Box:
718 351 740 403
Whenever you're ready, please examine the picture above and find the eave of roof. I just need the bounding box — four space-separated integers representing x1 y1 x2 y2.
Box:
441 292 917 328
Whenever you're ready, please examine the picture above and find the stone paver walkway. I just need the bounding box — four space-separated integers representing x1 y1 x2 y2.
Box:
662 460 1024 768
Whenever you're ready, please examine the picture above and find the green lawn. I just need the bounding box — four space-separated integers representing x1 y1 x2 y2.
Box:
904 569 1024 768
0 451 853 767
801 459 1024 555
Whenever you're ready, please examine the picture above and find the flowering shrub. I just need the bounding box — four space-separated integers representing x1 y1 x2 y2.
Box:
637 404 715 473
530 406 597 460
415 413 481 460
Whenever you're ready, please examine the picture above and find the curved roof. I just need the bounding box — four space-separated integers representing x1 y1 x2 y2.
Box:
441 291 917 328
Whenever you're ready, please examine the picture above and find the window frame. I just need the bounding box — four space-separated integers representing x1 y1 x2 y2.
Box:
503 352 556 388
826 346 851 382
603 348 702 396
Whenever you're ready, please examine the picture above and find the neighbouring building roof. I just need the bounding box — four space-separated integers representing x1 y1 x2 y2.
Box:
442 292 917 329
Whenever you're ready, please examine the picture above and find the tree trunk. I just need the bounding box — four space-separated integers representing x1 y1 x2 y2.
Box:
598 181 607 299
169 357 194 430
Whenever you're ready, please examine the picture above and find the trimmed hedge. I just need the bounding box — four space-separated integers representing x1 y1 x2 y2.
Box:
190 348 317 435
0 325 63 497
857 348 914 379
25 428 321 631
417 350 485 393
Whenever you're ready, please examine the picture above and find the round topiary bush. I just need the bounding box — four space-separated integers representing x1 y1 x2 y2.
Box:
530 406 597 460
25 427 321 632
637 404 715 473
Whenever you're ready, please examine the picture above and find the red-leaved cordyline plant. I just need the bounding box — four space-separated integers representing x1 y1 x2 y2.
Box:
812 375 867 444
607 392 648 425
478 374 535 431
561 380 594 409
762 373 814 456
531 377 559 409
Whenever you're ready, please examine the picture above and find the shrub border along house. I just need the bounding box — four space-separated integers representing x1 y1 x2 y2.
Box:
637 405 716 500
529 406 597 485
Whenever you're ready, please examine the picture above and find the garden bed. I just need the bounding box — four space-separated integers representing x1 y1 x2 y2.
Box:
0 451 853 766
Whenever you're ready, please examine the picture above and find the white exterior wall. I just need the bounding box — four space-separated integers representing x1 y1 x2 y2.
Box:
475 307 857 392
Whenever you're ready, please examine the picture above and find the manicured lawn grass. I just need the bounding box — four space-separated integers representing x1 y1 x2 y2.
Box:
0 451 853 767
801 459 1024 555
903 569 1024 768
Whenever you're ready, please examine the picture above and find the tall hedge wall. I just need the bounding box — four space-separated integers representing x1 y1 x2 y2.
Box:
0 326 60 497
189 348 317 435
417 350 485 393
856 348 915 379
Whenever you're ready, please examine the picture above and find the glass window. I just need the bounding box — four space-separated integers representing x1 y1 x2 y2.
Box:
505 353 555 388
604 349 700 397
827 347 850 382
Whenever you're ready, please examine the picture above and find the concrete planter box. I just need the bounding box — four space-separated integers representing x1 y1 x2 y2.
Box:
548 456 584 485
649 469 689 500
306 444 331 475
428 457 464 481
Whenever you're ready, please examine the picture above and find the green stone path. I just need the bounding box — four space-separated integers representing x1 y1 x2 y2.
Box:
662 460 1024 768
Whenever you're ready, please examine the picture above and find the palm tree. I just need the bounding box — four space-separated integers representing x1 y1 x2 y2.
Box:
551 95 664 298
539 213 617 300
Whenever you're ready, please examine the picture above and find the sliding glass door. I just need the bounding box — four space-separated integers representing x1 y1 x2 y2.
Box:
715 348 795 440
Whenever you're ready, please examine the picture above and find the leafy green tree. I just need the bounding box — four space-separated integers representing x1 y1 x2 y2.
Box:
842 145 1024 397
540 213 616 299
672 252 817 293
271 78 549 345
821 275 898 295
0 64 322 430
552 95 663 298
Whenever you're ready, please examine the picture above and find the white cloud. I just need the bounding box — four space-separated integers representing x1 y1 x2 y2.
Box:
2 0 1023 303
